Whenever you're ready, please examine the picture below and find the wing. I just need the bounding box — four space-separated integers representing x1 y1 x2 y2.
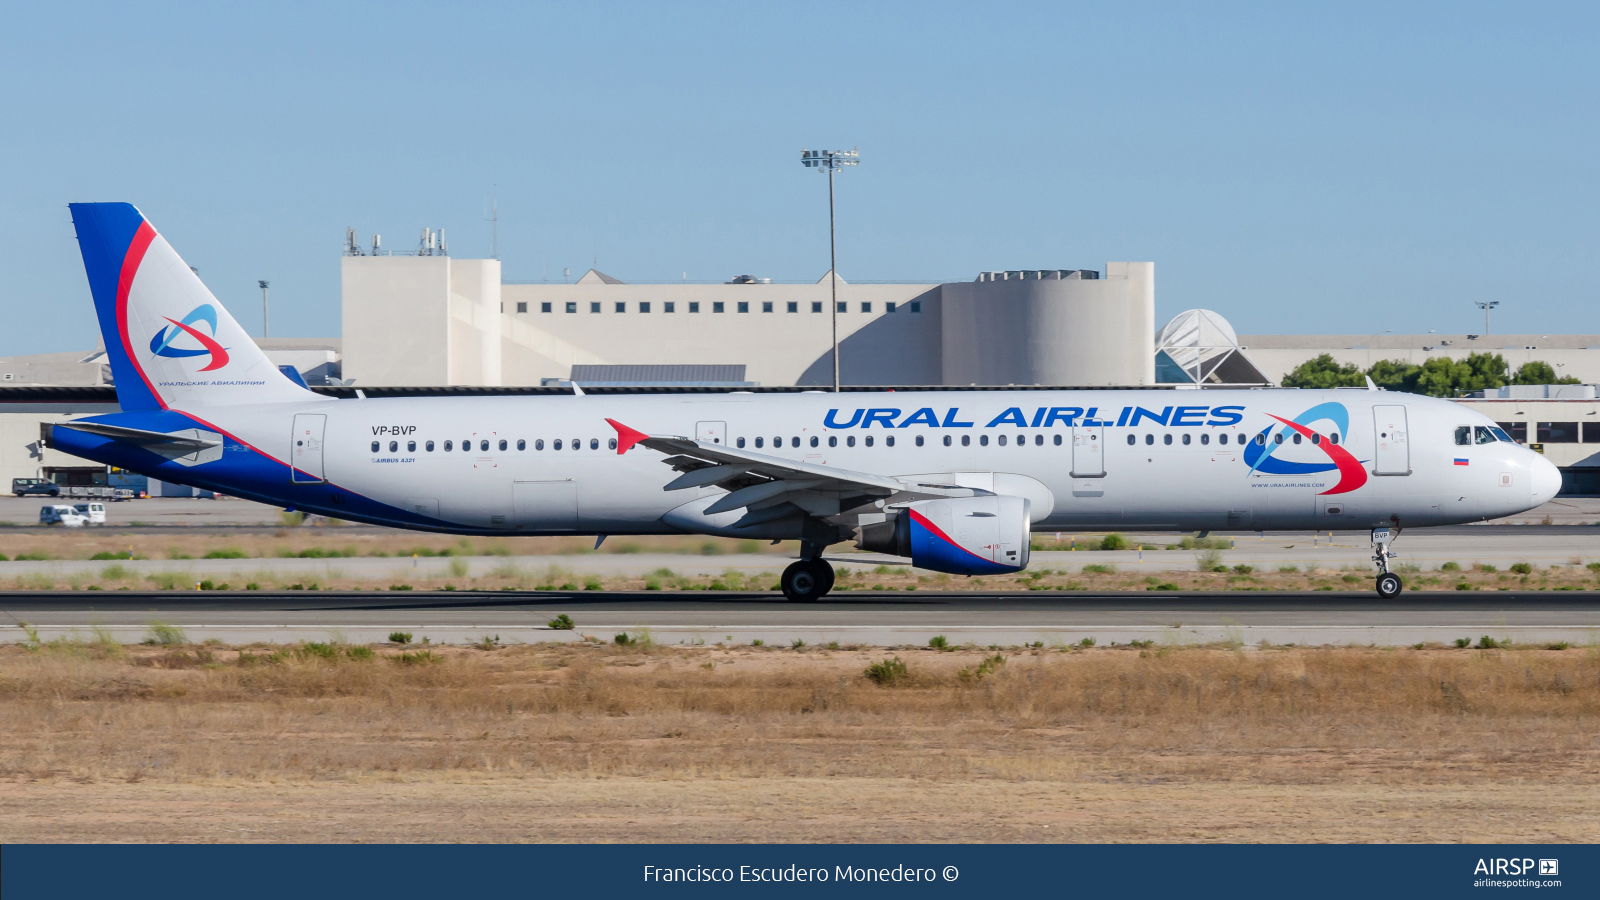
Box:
607 418 980 526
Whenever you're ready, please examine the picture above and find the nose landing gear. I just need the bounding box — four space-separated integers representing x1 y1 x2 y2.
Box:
1372 527 1403 599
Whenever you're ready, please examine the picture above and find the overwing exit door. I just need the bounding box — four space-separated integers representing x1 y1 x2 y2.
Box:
291 414 326 483
1373 405 1411 475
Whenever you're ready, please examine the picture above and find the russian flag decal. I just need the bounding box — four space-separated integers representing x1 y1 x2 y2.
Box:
1453 458 1470 466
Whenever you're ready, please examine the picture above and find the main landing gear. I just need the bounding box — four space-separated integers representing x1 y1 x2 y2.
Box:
784 544 844 598
1372 527 1403 599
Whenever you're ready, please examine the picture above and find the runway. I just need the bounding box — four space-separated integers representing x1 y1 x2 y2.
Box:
8 590 1600 648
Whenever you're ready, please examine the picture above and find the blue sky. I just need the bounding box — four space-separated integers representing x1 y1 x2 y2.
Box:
1 1 1597 354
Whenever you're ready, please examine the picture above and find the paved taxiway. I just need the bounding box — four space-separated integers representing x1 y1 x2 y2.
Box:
7 590 1600 648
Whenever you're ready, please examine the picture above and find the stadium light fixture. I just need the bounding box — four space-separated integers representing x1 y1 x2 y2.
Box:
1475 300 1500 336
801 148 860 392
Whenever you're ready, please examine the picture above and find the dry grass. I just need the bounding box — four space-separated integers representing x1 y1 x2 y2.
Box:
1 640 1597 841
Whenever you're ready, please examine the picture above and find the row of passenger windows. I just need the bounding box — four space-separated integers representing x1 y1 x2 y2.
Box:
371 438 618 453
736 434 1068 449
1124 431 1341 447
522 300 922 315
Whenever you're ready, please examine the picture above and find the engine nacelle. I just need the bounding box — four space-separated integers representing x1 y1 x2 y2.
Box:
856 495 1031 575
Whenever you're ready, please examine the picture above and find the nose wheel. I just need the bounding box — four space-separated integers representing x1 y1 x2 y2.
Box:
1371 526 1403 598
1375 572 1403 599
781 559 835 602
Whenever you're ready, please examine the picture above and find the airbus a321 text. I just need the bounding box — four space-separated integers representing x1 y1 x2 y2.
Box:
46 203 1560 600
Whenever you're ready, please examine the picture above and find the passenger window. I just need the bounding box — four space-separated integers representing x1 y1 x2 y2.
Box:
1455 425 1472 446
961 435 970 447
887 435 897 447
1292 433 1302 444
755 437 763 448
1144 434 1153 445
571 438 580 451
829 436 837 448
481 440 490 452
915 435 923 447
847 436 856 447
1475 426 1496 445
1330 432 1340 444
865 436 874 447
1053 434 1062 446
944 435 952 447
426 441 434 452
499 439 507 451
407 441 416 452
608 438 617 450
444 440 453 451
737 437 746 448
1182 433 1191 445
1255 434 1266 445
997 434 1007 446
462 438 470 450
587 438 596 450
1311 433 1320 445
554 439 563 450
517 439 525 450
1273 433 1284 445
1127 434 1136 446
388 441 397 452
979 435 989 446
1201 433 1209 445
535 439 544 450
1163 434 1172 445
371 441 379 452
1035 434 1043 446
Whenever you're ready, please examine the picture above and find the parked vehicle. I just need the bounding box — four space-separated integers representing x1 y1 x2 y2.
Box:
13 478 60 497
39 505 86 526
72 502 107 524
61 486 135 501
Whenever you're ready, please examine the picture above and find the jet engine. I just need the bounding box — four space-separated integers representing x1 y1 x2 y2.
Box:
856 495 1031 575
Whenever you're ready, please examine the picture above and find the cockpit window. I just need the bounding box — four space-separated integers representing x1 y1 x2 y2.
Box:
1454 426 1471 446
1474 426 1497 445
1490 427 1514 443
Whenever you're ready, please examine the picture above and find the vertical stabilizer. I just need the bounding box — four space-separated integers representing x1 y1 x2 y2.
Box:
69 202 316 411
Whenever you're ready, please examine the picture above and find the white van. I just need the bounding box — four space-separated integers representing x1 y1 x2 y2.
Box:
72 502 107 525
40 505 86 526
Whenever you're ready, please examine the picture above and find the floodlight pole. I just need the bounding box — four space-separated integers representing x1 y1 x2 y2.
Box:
1476 300 1500 336
259 280 270 338
802 148 859 392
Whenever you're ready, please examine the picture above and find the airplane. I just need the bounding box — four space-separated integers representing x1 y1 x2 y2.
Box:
43 203 1561 601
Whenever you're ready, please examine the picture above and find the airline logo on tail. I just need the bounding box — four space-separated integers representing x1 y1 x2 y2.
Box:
149 304 230 371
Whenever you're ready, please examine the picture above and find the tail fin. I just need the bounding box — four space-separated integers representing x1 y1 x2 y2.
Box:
69 203 316 411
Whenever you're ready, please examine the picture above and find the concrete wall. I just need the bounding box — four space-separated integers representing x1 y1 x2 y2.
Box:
939 263 1155 386
0 406 119 489
341 257 452 386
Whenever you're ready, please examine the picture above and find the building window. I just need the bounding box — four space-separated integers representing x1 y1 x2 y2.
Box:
713 302 725 313
735 301 748 313
787 302 798 313
615 302 626 313
886 302 896 313
1538 422 1579 443
860 302 871 313
516 302 528 313
590 302 601 313
910 301 921 313
565 302 577 313
812 302 823 313
640 302 651 313
517 439 525 450
689 301 700 313
664 302 675 313
426 441 434 451
1584 422 1600 443
762 301 773 313
837 302 847 313
541 302 552 313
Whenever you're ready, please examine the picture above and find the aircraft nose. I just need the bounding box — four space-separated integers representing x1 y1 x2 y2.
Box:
1530 453 1562 506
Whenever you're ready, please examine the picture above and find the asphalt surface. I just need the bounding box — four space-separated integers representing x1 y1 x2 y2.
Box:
8 590 1600 648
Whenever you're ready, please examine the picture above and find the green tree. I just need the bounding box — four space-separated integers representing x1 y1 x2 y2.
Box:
1406 352 1508 397
1282 354 1365 389
1366 358 1421 393
1511 360 1580 385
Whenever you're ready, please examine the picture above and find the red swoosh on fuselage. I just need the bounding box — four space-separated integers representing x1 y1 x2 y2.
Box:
161 316 231 371
1266 413 1367 495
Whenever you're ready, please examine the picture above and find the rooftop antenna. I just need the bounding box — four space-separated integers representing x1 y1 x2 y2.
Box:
485 188 499 260
371 233 381 255
344 228 362 256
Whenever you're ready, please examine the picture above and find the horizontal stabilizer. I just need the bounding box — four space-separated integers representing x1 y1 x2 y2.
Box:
50 420 221 452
